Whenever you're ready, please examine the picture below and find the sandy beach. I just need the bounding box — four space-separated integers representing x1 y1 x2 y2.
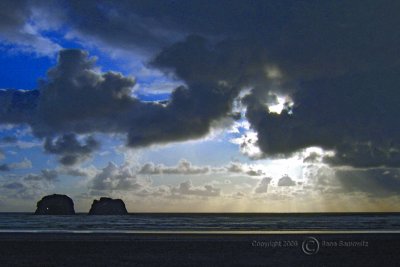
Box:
0 232 399 266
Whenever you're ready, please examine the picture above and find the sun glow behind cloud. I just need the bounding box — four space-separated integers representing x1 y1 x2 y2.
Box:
267 95 294 115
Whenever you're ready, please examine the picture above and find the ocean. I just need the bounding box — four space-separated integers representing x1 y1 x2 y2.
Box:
0 213 399 233
1 213 400 266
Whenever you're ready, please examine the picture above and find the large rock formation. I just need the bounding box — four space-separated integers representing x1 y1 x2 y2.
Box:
89 197 128 215
35 194 75 215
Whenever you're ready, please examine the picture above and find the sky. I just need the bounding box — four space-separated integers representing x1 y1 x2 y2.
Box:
0 0 399 212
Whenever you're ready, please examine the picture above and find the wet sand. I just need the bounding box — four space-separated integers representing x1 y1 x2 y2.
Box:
0 232 399 266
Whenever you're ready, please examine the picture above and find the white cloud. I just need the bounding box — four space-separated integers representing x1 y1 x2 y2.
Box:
171 180 221 197
230 130 263 159
0 158 32 171
90 162 150 191
226 162 265 176
277 175 296 186
9 158 32 170
139 159 210 175
0 169 57 200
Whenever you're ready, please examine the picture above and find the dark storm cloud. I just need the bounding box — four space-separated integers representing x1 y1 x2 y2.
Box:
34 49 136 137
65 0 399 71
146 1 400 169
0 46 243 163
65 1 185 54
127 36 252 147
246 68 400 167
58 1 400 80
44 133 100 166
62 0 308 55
0 48 137 142
0 89 39 124
0 1 399 171
0 164 10 172
0 0 28 30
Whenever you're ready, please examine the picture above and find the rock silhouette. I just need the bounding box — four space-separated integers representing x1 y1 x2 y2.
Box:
35 194 75 215
89 197 128 215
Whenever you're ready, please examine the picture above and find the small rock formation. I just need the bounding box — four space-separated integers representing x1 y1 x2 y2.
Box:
89 197 128 215
35 194 75 215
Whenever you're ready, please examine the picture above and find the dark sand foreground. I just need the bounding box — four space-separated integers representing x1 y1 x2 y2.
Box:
0 231 399 266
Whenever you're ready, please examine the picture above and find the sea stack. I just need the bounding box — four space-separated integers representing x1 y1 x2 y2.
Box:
35 194 75 215
89 197 128 215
